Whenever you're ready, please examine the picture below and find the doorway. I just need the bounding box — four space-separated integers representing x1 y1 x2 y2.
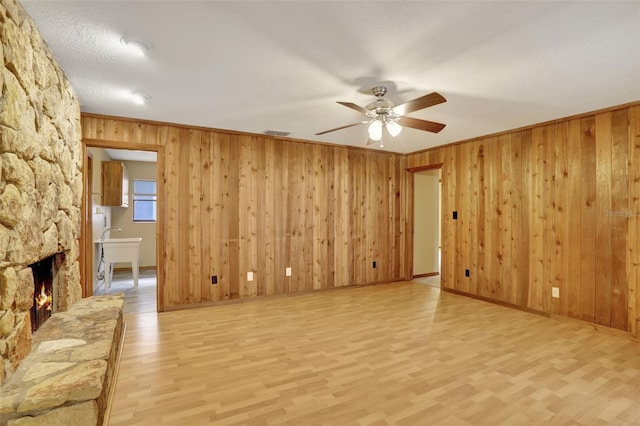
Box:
82 142 163 313
412 167 441 286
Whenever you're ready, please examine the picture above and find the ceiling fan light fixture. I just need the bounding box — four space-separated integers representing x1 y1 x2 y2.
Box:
316 85 446 145
386 121 402 137
368 120 383 141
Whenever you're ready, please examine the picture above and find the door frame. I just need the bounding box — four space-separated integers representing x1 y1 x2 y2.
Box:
81 139 166 312
406 163 443 281
81 151 93 298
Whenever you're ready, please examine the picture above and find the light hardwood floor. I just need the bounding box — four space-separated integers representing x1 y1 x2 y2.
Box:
109 282 640 425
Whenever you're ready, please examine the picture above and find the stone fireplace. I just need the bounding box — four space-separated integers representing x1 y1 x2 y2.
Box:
0 3 125 424
0 0 83 385
28 252 65 333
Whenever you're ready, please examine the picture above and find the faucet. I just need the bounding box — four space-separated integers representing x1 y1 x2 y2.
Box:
99 227 122 241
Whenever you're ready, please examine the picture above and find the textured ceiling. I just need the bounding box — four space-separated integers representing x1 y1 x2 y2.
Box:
22 1 640 153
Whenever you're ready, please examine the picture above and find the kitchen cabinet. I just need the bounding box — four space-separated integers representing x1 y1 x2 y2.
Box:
101 161 129 207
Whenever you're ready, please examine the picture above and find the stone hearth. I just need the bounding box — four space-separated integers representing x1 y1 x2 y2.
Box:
0 294 123 425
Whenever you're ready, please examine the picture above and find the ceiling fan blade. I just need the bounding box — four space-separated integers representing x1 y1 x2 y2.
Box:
392 92 446 116
337 101 370 115
315 122 364 135
397 117 446 133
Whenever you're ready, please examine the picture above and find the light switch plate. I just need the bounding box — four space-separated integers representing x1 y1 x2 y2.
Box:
552 287 560 298
247 271 254 281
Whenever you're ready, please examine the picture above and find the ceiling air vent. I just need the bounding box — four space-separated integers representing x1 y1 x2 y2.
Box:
264 130 291 137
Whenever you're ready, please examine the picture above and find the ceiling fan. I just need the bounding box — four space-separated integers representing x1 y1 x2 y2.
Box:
316 86 446 146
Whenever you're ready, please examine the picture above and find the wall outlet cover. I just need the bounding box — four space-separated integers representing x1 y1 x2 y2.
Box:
247 271 254 281
552 287 560 298
285 267 292 277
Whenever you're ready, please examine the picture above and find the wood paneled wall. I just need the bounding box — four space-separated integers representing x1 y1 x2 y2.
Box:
82 103 640 335
81 115 409 310
408 105 640 334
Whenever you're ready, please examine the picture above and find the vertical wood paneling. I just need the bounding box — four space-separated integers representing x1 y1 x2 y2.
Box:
580 117 597 323
226 135 241 299
468 142 479 296
82 103 638 335
256 137 275 296
443 146 456 288
312 145 328 290
478 143 490 296
553 123 570 316
174 128 192 305
629 106 640 336
303 144 314 292
453 144 464 292
206 133 220 302
325 147 336 289
509 133 522 306
334 147 350 288
83 114 408 309
406 103 638 334
542 126 555 315
240 137 258 298
164 129 179 305
610 109 629 330
288 142 303 292
485 137 499 300
350 150 366 284
518 130 532 309
388 156 401 279
189 131 203 303
529 128 545 312
499 136 512 301
566 119 583 320
378 155 390 280
595 113 613 326
273 140 288 295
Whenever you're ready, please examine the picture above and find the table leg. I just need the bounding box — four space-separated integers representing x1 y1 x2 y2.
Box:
132 261 139 287
105 262 112 290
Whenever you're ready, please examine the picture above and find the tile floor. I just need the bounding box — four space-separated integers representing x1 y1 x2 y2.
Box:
95 269 157 314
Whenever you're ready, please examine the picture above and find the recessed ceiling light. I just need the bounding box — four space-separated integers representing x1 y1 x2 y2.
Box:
120 37 153 56
130 92 147 105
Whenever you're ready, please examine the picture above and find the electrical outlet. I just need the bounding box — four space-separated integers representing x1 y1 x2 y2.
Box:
247 271 254 282
285 267 292 276
453 211 458 220
372 261 377 269
552 287 560 298
211 275 218 285
465 269 470 277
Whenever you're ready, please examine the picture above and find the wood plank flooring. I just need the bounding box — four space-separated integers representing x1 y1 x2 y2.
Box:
109 282 640 425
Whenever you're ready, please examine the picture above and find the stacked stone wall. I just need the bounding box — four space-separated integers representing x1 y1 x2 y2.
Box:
0 0 82 385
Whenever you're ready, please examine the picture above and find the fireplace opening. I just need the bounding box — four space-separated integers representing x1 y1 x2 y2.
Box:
29 253 64 333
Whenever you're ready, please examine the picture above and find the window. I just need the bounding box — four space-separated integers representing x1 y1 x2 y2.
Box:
132 180 157 222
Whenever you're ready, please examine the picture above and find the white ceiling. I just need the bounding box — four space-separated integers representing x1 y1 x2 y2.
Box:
104 149 157 163
22 1 640 154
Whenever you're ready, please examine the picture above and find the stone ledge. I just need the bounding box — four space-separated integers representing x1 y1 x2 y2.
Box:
0 294 123 426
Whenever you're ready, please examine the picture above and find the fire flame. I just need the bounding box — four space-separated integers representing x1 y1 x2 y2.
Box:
35 284 52 311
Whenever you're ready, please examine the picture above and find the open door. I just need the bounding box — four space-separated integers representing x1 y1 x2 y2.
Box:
81 151 93 297
412 167 441 281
